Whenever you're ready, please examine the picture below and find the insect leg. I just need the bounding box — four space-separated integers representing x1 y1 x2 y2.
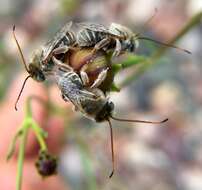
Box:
61 93 69 102
80 71 90 86
52 45 70 54
112 38 122 57
52 56 73 71
92 37 111 54
80 90 97 98
73 106 79 112
79 61 91 86
90 68 109 88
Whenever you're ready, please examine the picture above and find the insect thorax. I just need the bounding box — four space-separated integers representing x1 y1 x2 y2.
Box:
29 49 45 82
94 101 114 122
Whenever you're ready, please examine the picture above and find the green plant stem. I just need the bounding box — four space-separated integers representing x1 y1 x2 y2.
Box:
7 129 23 161
16 96 48 190
16 98 32 190
16 121 30 190
32 122 48 151
120 11 202 87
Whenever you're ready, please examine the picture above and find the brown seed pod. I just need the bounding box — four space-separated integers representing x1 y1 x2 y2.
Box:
35 150 58 177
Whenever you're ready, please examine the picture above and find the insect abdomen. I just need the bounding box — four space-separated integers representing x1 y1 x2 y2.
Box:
77 29 105 47
55 31 76 49
56 70 107 118
58 71 82 89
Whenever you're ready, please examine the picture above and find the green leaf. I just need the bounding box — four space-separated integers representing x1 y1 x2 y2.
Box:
111 63 122 74
120 55 147 69
110 83 121 92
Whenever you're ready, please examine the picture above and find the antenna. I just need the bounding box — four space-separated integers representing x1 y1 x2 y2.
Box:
106 116 168 178
107 119 115 178
135 8 158 36
137 36 191 54
12 25 30 72
15 75 31 111
142 8 158 30
110 116 168 124
13 25 31 111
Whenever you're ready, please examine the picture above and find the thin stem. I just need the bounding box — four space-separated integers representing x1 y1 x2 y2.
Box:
7 129 23 161
16 121 30 190
15 95 47 190
31 122 48 151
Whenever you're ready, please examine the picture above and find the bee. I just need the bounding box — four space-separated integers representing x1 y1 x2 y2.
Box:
13 22 77 110
13 21 170 178
41 21 77 65
52 56 168 178
77 22 191 57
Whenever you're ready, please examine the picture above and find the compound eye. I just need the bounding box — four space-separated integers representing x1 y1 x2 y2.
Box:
108 102 114 111
37 71 45 81
129 42 135 52
33 68 45 82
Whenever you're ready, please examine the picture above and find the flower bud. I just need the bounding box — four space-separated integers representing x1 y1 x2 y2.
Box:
67 48 115 93
35 150 58 177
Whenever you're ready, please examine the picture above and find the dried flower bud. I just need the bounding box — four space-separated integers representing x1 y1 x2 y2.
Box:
35 150 58 177
66 48 115 93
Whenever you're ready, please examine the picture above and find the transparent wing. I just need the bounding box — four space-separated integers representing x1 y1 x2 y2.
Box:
77 22 125 39
66 90 98 114
42 21 73 60
109 22 133 38
77 22 109 33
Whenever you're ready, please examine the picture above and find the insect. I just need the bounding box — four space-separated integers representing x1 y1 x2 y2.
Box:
13 21 185 178
13 22 77 110
52 56 168 178
41 21 77 65
77 22 191 57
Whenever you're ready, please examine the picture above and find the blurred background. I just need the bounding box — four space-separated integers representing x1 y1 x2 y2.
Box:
0 0 202 190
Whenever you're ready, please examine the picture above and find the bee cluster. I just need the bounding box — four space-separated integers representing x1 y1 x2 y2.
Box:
14 22 143 121
13 21 189 177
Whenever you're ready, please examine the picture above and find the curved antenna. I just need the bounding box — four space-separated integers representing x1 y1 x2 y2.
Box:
12 25 30 72
110 115 168 124
15 75 31 111
137 36 191 54
107 119 115 178
142 8 158 31
134 8 158 36
134 34 192 54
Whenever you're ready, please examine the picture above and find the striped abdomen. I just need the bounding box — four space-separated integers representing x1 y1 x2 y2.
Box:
57 71 83 100
56 70 107 118
77 29 106 47
55 31 76 49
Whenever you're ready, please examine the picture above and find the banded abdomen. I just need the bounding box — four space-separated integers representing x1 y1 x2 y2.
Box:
56 70 107 118
77 29 107 47
54 31 76 49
